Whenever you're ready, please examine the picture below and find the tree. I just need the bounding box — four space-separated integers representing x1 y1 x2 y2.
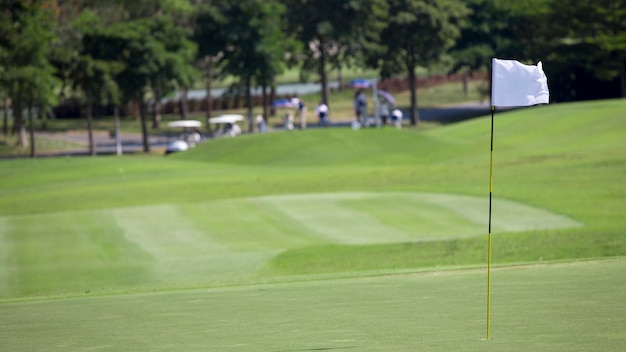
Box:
548 0 626 98
60 8 123 156
83 13 196 152
0 0 60 153
217 0 291 132
192 0 229 126
284 0 388 108
448 0 512 96
369 0 469 125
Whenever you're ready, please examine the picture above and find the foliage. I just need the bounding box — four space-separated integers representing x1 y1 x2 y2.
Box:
547 0 626 97
284 0 388 106
368 0 469 125
0 0 60 148
449 0 512 72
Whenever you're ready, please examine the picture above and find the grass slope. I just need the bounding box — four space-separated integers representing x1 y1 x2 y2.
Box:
0 99 624 301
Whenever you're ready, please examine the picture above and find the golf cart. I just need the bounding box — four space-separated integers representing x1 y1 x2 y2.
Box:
165 120 203 154
209 114 244 137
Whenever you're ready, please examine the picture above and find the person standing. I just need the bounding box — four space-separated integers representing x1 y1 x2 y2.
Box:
379 100 390 126
354 90 367 125
292 96 307 129
315 101 329 126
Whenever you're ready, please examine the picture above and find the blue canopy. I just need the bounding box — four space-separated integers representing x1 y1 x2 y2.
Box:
271 98 295 108
349 78 372 89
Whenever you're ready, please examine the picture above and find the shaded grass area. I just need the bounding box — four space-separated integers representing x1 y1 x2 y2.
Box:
261 229 626 276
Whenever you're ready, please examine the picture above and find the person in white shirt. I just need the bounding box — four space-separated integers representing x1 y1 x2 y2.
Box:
315 101 329 126
391 109 403 129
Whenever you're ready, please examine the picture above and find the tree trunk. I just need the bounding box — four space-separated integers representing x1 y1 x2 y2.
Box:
87 103 95 156
262 84 268 124
205 56 214 133
246 77 253 133
407 63 419 125
179 86 189 119
138 95 150 153
319 42 329 106
270 75 276 117
28 104 35 157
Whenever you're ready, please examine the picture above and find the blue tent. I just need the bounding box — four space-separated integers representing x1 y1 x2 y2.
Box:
349 78 372 89
271 98 295 108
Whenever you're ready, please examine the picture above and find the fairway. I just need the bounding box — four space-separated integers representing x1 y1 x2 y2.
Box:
1 259 625 351
1 99 625 351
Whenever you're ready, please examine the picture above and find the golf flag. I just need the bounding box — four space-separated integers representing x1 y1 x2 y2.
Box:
491 58 549 107
486 58 549 340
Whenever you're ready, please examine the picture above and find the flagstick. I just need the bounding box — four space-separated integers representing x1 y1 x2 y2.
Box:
487 105 495 340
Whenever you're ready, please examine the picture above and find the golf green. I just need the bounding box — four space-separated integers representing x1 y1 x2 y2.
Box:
1 259 624 351
0 192 580 298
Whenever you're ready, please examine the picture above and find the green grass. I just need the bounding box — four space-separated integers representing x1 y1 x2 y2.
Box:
1 259 625 351
0 99 625 351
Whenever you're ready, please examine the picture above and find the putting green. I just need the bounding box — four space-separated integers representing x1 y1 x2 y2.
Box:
0 192 581 298
1 259 624 352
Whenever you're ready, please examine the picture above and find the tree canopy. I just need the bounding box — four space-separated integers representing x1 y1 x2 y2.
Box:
1 0 624 153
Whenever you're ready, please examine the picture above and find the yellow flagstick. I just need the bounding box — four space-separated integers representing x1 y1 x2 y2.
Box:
487 105 495 340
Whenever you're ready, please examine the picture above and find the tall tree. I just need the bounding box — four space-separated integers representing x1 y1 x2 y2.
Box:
547 0 626 98
217 0 291 132
192 0 229 127
284 0 388 108
369 0 469 125
83 13 196 152
59 7 123 156
0 0 60 151
448 0 512 96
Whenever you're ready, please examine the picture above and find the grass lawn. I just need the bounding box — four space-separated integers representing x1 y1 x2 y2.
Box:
0 98 624 351
1 259 624 351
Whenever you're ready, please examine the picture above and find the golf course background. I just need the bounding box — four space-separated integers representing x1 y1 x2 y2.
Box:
1 99 625 351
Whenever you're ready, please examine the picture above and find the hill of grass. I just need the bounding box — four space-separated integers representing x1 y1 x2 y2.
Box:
1 99 625 351
0 99 624 301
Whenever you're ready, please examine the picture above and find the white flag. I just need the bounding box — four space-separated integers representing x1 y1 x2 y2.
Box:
491 58 549 107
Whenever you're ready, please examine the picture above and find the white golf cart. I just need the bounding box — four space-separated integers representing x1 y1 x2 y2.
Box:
209 114 244 137
165 120 203 154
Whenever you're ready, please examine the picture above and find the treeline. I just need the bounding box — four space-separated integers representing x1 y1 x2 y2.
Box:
1 0 624 152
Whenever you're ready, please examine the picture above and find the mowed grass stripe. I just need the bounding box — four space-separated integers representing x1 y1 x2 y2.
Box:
2 211 154 297
112 204 263 282
1 259 624 352
0 218 16 297
0 192 581 298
